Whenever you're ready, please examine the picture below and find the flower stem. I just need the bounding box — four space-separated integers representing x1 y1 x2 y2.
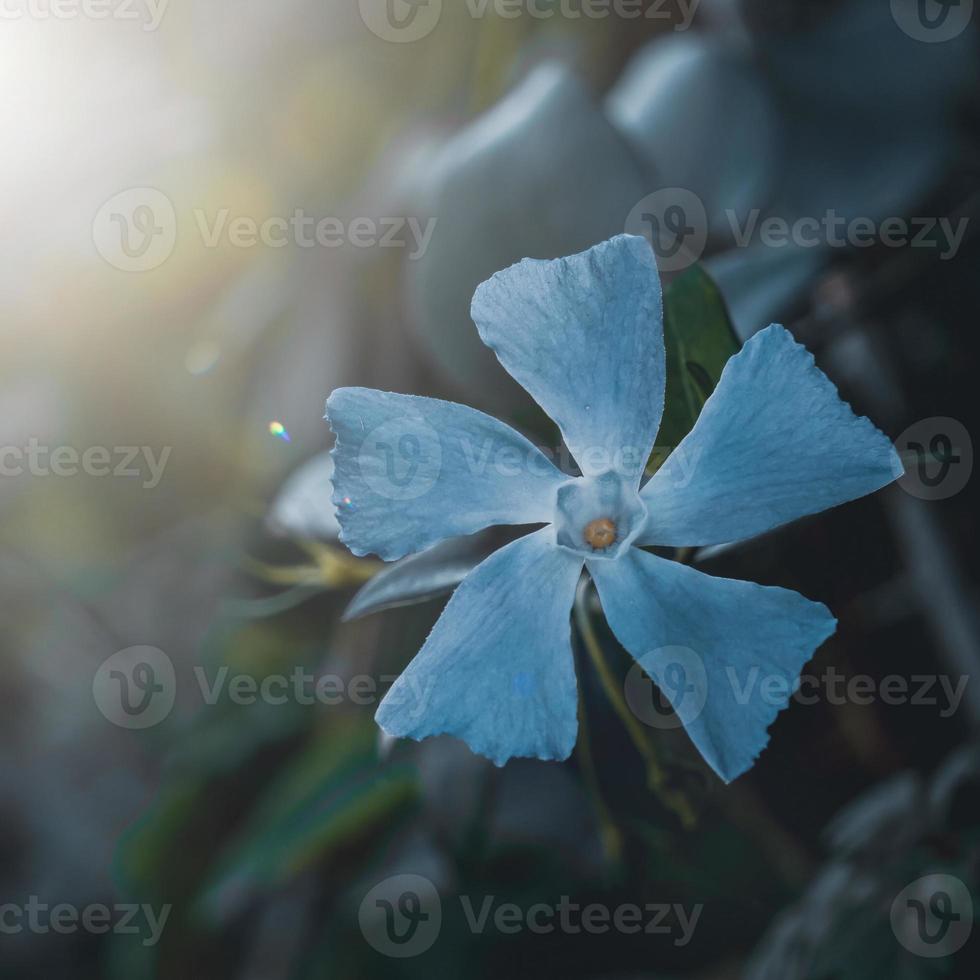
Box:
574 578 698 829
575 689 623 866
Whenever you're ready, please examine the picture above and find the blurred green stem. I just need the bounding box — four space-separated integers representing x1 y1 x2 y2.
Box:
575 689 623 866
574 578 697 829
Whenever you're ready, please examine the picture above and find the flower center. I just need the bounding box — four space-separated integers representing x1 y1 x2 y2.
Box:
553 470 647 562
583 517 617 550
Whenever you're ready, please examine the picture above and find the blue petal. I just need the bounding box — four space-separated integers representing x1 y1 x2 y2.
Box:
639 324 903 546
327 388 567 561
376 528 584 766
471 235 665 483
589 549 836 782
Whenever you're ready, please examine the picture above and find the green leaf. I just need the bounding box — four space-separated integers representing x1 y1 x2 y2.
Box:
651 263 740 472
194 722 418 924
113 776 210 905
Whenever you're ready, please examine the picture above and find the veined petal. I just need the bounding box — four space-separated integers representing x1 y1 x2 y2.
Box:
471 235 665 483
327 388 566 561
639 324 903 546
376 528 583 766
589 549 836 783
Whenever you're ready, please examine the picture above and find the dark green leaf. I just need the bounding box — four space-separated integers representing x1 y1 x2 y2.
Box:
652 263 740 471
194 722 418 923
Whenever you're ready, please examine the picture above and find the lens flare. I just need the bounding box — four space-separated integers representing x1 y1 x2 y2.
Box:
268 421 290 442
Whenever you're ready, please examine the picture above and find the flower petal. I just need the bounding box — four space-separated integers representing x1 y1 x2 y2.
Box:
589 549 836 783
639 324 902 546
407 64 651 407
327 388 566 561
376 528 583 766
471 234 665 482
268 452 339 541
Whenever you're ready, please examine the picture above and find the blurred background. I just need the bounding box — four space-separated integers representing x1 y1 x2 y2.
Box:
2 0 979 976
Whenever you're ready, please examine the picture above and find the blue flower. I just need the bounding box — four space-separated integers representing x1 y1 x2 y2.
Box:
326 235 902 782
